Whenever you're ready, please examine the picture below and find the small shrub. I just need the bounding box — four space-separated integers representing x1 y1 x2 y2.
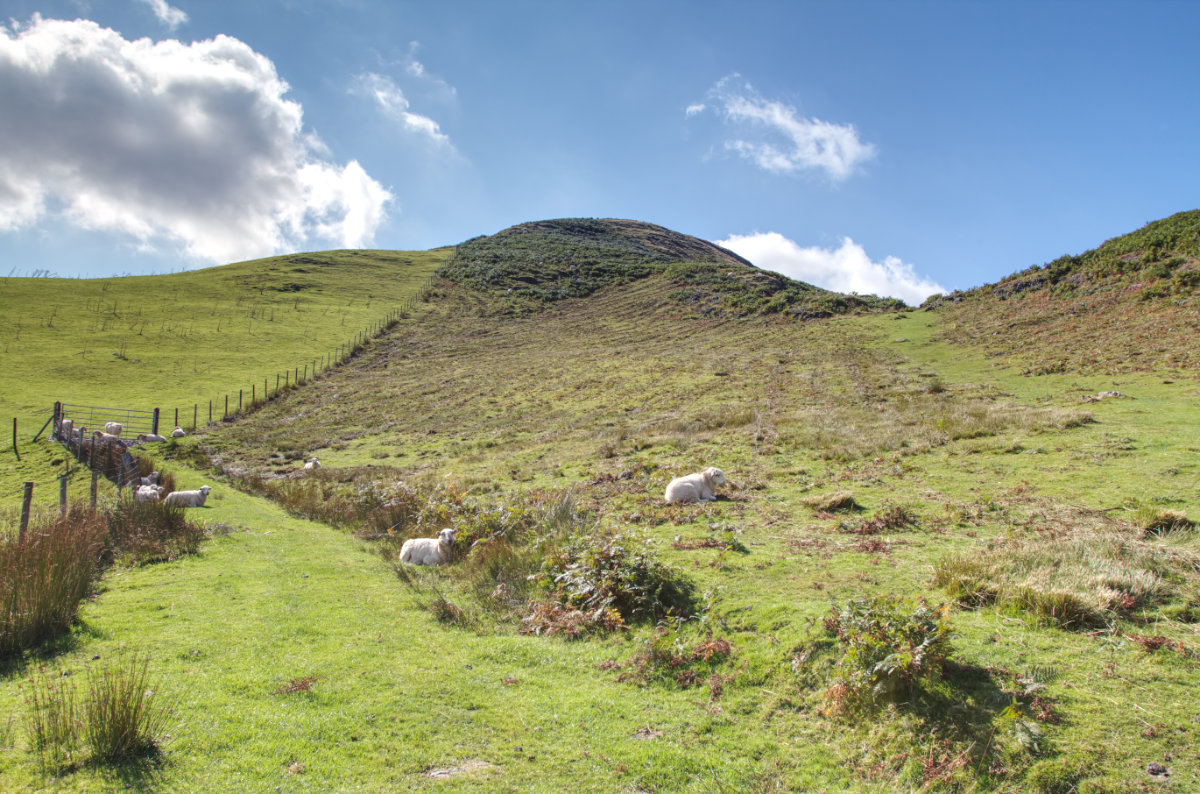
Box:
23 667 80 772
823 595 951 713
1 506 106 657
83 653 170 761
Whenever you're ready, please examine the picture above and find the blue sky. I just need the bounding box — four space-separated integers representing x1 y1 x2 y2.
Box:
1 0 1197 303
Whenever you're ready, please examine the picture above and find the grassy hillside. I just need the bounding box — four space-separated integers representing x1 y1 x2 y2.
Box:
444 217 905 317
2 217 1199 791
926 210 1200 375
0 248 446 511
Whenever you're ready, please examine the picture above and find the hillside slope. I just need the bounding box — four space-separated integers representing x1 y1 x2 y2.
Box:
927 210 1200 375
443 217 905 316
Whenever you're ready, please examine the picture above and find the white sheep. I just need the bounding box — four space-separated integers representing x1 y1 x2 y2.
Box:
399 528 456 565
59 418 73 440
139 472 161 486
136 433 168 443
135 484 164 503
93 430 121 443
303 457 321 470
664 467 725 504
104 421 123 436
164 485 212 508
171 426 187 438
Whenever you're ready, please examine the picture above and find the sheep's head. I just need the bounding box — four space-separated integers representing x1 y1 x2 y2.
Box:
706 467 726 486
199 485 212 496
438 528 457 546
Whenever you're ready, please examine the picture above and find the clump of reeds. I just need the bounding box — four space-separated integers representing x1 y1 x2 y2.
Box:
1 506 105 658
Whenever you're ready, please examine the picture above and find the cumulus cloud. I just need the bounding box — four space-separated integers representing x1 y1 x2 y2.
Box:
0 16 391 263
718 232 945 306
139 0 188 30
351 72 452 147
691 75 875 180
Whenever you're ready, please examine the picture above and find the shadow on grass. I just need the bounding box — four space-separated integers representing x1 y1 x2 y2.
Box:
0 617 105 680
93 749 169 792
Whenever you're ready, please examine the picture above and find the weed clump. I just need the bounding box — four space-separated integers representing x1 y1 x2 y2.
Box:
526 527 696 636
822 595 952 714
616 626 734 694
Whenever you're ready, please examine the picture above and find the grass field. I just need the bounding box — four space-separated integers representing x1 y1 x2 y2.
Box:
1 223 1199 792
0 248 446 512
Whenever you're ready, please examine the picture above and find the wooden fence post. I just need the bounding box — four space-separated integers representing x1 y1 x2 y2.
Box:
152 407 160 436
193 404 198 431
12 417 19 462
175 407 179 429
91 470 99 508
20 482 33 541
252 384 256 406
224 395 229 419
59 473 68 516
276 373 280 392
238 389 243 413
208 400 212 425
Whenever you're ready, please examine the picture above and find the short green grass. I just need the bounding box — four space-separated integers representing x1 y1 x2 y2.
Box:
2 227 1199 791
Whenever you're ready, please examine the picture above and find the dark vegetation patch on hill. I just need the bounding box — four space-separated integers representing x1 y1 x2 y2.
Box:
441 217 905 317
925 210 1200 375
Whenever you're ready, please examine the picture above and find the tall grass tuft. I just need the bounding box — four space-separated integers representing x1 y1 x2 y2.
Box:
83 653 171 761
23 667 80 772
1 506 105 658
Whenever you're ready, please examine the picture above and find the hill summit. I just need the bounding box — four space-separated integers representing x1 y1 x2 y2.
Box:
440 217 905 317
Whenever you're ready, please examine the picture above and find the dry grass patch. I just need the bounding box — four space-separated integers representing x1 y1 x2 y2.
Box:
934 503 1200 627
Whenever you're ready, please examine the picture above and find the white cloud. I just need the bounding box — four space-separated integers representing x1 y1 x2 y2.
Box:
0 16 391 263
139 0 188 31
717 232 945 306
351 72 453 148
691 75 875 180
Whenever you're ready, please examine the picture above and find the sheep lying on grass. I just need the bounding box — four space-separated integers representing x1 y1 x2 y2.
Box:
399 528 456 565
135 485 164 503
139 472 160 486
304 457 321 470
136 433 168 443
104 422 123 436
164 485 212 508
171 426 187 438
664 467 725 504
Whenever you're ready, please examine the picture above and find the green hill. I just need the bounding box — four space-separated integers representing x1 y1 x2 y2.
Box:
443 217 905 317
926 210 1200 374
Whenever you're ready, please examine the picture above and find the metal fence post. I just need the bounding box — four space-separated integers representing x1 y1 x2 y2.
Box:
59 473 68 516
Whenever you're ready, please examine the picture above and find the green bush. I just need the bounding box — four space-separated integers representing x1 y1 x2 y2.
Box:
823 595 952 713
